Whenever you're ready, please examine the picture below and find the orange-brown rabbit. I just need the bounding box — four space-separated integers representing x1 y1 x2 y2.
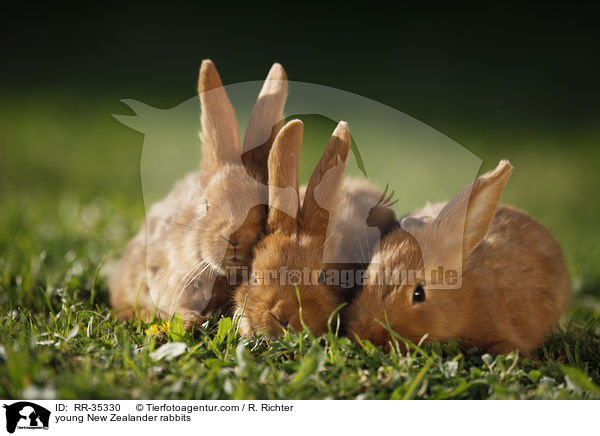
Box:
233 120 393 337
346 161 570 355
109 60 287 328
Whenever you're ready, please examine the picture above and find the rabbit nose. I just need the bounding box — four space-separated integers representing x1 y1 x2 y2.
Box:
221 235 242 247
270 313 290 328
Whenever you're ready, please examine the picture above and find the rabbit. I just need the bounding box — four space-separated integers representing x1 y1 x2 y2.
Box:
346 160 570 356
109 59 288 328
233 119 397 337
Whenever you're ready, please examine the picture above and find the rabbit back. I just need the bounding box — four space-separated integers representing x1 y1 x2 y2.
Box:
462 205 570 354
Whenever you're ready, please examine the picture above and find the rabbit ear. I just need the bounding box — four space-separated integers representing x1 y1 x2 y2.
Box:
298 121 351 241
198 60 241 177
267 120 303 234
435 160 513 260
241 63 288 185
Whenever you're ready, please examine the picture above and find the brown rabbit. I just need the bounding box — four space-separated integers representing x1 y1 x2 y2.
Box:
346 160 570 355
233 120 393 337
110 60 288 328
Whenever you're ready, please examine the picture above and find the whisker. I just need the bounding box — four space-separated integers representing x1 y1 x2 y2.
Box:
149 216 204 232
183 264 209 292
376 183 389 207
168 260 215 316
323 230 337 249
168 260 205 313
360 224 371 264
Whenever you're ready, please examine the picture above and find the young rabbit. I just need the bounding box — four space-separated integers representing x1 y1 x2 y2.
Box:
110 60 288 328
346 160 570 355
233 120 395 337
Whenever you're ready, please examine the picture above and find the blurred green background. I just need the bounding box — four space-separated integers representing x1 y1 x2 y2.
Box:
1 3 599 312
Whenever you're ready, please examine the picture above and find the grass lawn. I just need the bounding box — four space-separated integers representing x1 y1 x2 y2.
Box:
1 88 599 400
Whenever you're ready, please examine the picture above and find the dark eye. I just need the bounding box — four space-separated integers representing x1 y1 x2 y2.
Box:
318 271 326 285
203 199 210 212
412 285 426 304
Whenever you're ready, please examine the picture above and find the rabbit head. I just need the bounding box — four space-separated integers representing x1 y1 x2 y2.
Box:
194 60 287 275
346 161 516 349
234 119 352 337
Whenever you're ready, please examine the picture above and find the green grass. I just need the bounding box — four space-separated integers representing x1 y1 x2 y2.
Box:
1 89 599 399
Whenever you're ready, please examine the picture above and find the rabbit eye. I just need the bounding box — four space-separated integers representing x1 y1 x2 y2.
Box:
203 199 210 213
412 285 426 304
318 271 326 285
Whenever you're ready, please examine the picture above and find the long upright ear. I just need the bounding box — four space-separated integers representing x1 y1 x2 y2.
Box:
198 60 241 177
298 121 351 240
241 63 288 184
267 120 303 234
435 160 513 260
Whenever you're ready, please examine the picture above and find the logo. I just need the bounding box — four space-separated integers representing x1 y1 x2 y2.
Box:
2 402 50 434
